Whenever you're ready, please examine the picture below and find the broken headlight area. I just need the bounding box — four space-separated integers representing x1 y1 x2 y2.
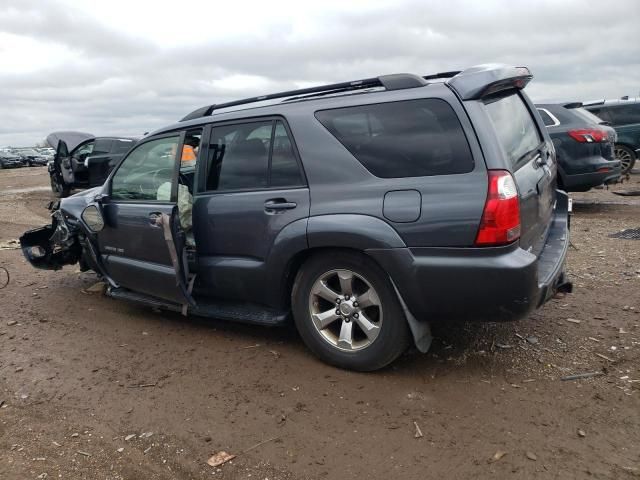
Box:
20 211 82 271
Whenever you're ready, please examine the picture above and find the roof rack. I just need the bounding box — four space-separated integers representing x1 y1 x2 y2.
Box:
179 64 532 121
180 73 428 122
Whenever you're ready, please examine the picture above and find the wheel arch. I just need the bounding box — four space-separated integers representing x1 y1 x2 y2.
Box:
283 244 431 353
614 142 638 158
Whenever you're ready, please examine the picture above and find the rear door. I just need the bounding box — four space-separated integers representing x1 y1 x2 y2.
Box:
192 118 310 304
484 91 555 255
96 133 194 304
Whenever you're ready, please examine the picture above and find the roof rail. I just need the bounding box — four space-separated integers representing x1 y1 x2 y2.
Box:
179 73 428 122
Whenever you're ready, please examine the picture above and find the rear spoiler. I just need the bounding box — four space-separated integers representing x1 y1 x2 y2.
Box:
446 64 533 100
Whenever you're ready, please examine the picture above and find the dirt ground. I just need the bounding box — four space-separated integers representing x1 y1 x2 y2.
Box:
0 166 638 480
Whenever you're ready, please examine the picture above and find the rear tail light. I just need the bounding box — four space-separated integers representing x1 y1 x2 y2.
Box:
475 170 521 246
567 128 607 143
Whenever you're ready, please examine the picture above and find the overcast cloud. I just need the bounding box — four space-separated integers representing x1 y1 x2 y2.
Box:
1 0 639 146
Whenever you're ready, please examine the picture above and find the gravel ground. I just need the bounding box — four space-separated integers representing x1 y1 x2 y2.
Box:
0 167 638 480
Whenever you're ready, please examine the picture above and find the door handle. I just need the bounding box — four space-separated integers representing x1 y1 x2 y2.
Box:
264 199 297 212
148 212 162 226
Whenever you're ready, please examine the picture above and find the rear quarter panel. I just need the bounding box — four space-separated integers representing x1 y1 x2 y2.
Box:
286 83 488 248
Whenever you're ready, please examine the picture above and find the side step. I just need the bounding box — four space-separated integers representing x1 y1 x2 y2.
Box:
106 287 288 327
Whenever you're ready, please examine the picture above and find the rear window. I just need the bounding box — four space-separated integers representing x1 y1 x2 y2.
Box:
315 99 474 178
571 107 605 125
485 92 542 168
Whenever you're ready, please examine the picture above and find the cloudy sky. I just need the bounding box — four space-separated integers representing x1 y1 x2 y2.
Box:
1 0 639 146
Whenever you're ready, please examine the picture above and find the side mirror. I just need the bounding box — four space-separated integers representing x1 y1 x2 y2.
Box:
81 205 105 233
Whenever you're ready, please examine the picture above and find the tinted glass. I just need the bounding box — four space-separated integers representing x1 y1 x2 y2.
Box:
111 136 178 201
572 107 605 125
205 121 271 191
537 109 556 127
92 139 113 155
316 99 473 178
270 121 303 187
112 139 136 154
485 93 541 168
606 104 640 125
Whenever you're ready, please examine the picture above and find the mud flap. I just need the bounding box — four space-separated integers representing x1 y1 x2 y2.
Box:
160 208 196 314
391 281 432 353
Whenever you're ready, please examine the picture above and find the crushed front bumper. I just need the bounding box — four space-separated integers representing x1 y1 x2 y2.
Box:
20 211 81 270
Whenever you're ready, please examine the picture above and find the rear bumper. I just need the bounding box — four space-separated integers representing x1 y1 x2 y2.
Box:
367 191 571 323
561 160 621 191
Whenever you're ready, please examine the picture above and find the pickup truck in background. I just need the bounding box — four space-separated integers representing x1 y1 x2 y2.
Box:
47 131 138 197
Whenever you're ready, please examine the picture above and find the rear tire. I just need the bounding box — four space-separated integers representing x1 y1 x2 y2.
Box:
292 251 411 371
615 144 636 175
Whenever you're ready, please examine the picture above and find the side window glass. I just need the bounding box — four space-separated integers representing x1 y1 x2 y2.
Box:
111 136 179 201
206 121 271 191
92 139 113 156
609 105 640 125
316 99 475 178
270 121 303 187
537 109 556 127
112 139 135 154
74 142 94 161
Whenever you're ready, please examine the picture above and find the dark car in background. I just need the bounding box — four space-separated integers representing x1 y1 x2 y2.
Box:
21 64 571 371
535 102 620 191
584 98 640 174
47 132 138 197
0 151 24 169
13 148 48 167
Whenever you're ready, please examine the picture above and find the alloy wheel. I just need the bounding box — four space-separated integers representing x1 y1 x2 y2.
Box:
308 269 382 352
614 146 634 174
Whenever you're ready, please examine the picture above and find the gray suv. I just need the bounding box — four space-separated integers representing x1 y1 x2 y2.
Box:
20 64 571 371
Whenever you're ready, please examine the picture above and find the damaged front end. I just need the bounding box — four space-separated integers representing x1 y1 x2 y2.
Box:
20 195 103 274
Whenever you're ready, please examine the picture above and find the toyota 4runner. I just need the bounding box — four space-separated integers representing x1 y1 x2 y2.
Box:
21 64 571 371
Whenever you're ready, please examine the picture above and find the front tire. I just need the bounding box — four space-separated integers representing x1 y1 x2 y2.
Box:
50 174 70 198
615 144 636 175
292 251 410 371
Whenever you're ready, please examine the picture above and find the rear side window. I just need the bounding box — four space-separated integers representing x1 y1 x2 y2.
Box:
315 99 474 178
485 93 541 168
537 109 557 127
605 105 640 125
